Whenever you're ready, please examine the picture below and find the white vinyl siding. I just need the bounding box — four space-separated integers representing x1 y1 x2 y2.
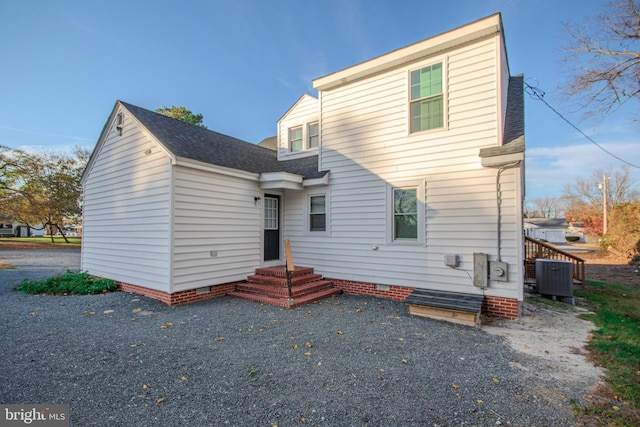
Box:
286 33 521 300
172 166 261 291
81 114 172 292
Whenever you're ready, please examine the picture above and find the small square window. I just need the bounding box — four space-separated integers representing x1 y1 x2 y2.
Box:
289 126 303 152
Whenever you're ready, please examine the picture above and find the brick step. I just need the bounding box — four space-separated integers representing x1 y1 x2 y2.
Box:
228 286 341 308
229 265 341 308
246 273 323 287
254 266 315 278
234 280 334 298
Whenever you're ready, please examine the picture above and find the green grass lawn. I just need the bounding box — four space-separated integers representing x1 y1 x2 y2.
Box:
575 280 640 425
0 236 81 246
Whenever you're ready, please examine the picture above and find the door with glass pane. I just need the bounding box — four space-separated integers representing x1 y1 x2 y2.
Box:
263 195 280 261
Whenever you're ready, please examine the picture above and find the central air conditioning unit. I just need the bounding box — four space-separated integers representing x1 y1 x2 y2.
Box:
535 259 573 297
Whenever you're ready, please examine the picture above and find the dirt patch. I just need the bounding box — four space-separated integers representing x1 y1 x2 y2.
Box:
0 260 16 269
579 250 639 288
484 300 603 383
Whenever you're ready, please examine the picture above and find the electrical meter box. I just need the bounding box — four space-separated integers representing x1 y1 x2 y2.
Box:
489 261 508 281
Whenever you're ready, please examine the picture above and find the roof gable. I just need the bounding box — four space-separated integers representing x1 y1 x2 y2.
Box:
277 94 318 124
314 13 503 91
117 102 325 180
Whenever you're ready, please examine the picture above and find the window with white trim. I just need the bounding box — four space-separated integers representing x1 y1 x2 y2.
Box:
387 180 425 244
308 122 319 148
309 195 326 231
393 188 418 240
409 63 443 133
289 126 303 151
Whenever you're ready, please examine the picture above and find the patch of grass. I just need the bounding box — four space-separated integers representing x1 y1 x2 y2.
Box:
16 270 116 295
0 236 81 246
574 279 640 425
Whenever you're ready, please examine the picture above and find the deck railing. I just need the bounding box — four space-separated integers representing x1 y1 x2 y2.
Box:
524 236 585 284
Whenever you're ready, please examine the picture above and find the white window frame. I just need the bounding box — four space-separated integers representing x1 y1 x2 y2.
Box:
408 59 447 135
305 191 330 235
386 180 425 245
289 126 303 152
308 122 319 149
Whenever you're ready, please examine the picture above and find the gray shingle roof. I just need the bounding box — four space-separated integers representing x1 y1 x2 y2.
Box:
503 74 524 146
121 102 326 179
479 74 525 158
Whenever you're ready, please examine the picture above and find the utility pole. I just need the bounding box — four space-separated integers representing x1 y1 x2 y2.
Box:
599 174 608 236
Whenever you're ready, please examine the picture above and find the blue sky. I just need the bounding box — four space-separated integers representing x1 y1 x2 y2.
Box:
1 0 638 201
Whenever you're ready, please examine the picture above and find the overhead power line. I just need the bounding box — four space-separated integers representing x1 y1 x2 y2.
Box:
523 81 640 170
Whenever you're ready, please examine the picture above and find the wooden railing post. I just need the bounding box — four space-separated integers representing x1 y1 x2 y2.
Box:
284 240 295 303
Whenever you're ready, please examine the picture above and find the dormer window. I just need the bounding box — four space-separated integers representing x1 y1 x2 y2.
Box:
289 126 303 151
308 122 319 148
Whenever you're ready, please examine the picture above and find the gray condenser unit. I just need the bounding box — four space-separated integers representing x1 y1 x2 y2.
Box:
535 259 573 297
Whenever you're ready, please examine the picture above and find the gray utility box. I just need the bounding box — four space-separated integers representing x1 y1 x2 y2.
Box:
535 259 573 297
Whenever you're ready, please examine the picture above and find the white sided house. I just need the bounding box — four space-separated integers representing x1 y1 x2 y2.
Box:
81 13 525 319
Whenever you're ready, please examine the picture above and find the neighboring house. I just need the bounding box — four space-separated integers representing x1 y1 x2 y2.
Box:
0 221 45 237
81 13 525 319
524 218 585 243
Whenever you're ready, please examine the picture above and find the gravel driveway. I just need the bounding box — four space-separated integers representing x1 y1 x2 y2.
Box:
1 249 592 426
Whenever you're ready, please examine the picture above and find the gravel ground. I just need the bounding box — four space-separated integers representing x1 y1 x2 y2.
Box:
0 249 595 426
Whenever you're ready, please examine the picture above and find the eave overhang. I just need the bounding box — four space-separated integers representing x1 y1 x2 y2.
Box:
479 137 524 168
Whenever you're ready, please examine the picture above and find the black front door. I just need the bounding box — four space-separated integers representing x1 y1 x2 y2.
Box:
263 194 280 261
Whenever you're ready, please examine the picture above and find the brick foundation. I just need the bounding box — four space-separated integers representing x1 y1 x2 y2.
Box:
482 295 520 320
328 278 414 301
118 282 238 306
118 278 521 320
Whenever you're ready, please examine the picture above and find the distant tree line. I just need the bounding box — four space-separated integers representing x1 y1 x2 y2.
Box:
526 165 640 260
0 145 88 242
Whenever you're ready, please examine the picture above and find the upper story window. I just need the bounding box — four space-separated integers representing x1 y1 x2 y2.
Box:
308 122 319 149
409 63 443 133
289 126 303 152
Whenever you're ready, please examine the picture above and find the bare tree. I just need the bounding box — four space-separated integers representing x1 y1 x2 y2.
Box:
563 0 640 119
526 196 566 218
563 165 640 211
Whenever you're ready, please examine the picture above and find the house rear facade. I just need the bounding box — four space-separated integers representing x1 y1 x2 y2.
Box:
81 13 525 318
